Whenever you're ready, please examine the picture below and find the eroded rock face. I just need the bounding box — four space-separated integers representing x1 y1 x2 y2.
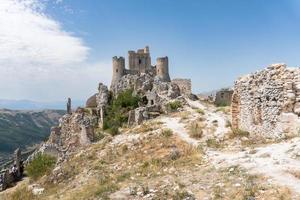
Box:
232 63 300 139
96 83 109 109
48 111 98 151
86 94 97 108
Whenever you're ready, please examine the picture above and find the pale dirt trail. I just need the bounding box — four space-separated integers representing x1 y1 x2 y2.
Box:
160 99 300 198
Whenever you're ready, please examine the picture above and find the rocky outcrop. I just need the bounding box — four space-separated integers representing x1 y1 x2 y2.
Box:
85 94 97 108
232 63 300 139
48 110 98 152
96 83 109 109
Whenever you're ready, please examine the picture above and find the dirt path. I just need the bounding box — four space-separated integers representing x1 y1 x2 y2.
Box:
160 117 200 146
207 139 300 197
160 99 300 198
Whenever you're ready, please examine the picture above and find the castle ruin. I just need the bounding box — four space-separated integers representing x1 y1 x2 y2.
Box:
172 79 192 96
231 63 300 139
214 88 233 106
111 46 170 89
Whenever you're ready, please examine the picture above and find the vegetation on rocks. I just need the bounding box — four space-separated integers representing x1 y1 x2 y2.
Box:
103 89 141 135
166 100 182 112
26 153 56 180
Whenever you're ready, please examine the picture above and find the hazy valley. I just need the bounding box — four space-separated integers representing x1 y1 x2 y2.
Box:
0 109 65 165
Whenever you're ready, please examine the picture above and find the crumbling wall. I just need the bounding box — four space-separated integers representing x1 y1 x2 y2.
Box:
232 63 300 139
172 79 192 96
214 89 233 106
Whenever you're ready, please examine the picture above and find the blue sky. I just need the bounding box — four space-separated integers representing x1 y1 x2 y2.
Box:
1 0 300 101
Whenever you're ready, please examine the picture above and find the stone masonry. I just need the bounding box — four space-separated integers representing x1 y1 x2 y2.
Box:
172 79 192 96
111 46 171 90
232 63 300 139
214 88 233 106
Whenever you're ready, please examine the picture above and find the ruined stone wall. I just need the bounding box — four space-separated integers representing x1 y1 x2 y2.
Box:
128 46 151 73
232 63 300 139
214 89 233 106
172 79 191 96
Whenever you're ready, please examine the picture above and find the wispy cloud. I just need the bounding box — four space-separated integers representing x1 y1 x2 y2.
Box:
0 0 111 102
0 0 89 66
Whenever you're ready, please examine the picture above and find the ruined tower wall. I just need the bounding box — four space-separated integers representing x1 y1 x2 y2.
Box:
231 64 300 139
156 57 170 82
214 89 233 106
111 56 125 86
128 46 151 73
172 78 191 96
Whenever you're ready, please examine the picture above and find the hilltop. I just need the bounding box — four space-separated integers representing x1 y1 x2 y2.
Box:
1 52 300 200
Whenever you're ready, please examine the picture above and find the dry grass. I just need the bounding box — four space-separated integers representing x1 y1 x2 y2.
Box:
215 106 231 114
133 121 162 133
196 109 205 115
229 128 250 138
188 121 205 139
161 128 173 137
3 186 36 200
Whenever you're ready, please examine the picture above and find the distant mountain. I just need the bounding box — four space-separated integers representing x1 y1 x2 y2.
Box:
0 99 85 110
0 109 65 159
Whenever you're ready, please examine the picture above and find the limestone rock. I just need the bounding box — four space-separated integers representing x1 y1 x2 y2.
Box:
86 94 97 108
96 83 109 109
232 63 300 139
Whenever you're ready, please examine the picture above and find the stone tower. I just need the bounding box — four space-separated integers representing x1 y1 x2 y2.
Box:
156 56 170 82
111 56 125 86
128 46 151 73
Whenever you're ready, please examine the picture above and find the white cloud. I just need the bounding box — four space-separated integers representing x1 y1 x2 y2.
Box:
0 0 112 102
0 0 89 66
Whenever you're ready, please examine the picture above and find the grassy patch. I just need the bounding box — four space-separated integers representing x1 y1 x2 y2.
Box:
206 138 221 148
5 186 36 200
166 100 182 112
188 121 204 139
161 129 173 137
216 106 230 114
230 129 250 138
196 109 205 115
26 153 56 180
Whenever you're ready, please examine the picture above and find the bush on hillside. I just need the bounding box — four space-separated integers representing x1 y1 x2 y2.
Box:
26 153 56 180
166 101 182 112
103 89 141 135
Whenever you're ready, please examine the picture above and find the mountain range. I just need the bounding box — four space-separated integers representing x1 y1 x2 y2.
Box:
0 99 85 110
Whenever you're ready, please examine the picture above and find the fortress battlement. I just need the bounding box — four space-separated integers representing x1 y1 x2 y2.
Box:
111 46 170 87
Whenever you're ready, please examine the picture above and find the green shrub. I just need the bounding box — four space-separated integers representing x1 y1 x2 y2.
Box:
26 153 56 180
206 138 221 148
162 129 173 137
196 109 205 115
166 101 182 112
216 101 230 107
103 89 141 135
232 129 250 137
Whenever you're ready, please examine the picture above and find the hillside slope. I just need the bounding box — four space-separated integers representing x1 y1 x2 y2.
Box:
0 109 65 156
1 100 294 200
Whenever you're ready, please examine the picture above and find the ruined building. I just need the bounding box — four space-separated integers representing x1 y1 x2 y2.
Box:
172 79 192 96
232 63 300 139
111 46 170 89
46 46 193 152
214 88 233 106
